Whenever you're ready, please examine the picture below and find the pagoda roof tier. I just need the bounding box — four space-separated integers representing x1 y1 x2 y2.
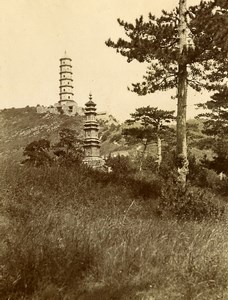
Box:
84 124 99 131
59 78 73 81
85 100 96 107
60 57 72 61
59 71 73 75
84 120 98 126
58 99 75 103
59 85 73 88
84 143 101 147
60 64 72 68
84 129 99 133
85 109 97 113
59 92 74 95
84 138 100 142
84 144 101 148
84 128 99 132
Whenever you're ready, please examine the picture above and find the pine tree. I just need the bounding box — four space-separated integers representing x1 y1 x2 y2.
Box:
105 0 228 186
123 106 175 170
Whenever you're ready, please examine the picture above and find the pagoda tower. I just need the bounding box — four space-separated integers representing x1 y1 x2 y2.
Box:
59 51 74 104
83 94 105 168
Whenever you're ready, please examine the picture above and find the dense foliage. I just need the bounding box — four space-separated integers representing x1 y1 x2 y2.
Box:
22 128 84 167
196 86 228 174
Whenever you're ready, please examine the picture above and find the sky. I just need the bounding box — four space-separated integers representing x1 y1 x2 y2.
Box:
0 0 210 121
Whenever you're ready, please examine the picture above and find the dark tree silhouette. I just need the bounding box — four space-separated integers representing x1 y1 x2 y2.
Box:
22 139 52 167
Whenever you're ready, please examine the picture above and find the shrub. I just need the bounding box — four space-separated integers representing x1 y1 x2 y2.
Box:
105 155 137 176
189 160 228 195
22 139 52 167
158 184 225 221
126 174 162 200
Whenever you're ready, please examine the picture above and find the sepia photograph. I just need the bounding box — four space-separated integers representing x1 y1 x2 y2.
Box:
0 0 227 299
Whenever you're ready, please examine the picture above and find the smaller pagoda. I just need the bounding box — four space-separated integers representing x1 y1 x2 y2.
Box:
83 94 105 168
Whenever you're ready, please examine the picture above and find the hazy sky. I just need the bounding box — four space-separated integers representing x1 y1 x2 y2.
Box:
0 0 209 121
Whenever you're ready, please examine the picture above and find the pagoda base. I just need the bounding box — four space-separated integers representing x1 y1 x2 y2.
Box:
83 156 105 170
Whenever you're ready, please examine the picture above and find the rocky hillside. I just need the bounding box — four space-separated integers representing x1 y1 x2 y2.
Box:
0 106 212 163
0 107 84 161
0 106 125 162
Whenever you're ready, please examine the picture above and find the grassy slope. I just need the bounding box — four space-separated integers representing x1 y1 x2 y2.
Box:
0 107 83 161
0 162 227 300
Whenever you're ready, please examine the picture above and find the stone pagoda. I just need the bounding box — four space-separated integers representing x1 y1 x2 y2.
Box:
83 94 105 168
37 51 83 116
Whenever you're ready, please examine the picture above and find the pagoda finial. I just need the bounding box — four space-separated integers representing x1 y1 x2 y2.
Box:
89 92 93 100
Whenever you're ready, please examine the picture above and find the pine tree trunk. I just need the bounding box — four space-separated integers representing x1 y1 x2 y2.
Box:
139 139 148 172
157 135 162 169
177 0 189 187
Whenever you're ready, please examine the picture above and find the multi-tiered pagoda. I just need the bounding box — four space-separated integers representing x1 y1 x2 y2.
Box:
83 94 105 168
59 52 74 104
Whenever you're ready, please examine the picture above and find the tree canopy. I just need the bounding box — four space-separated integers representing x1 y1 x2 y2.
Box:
123 106 175 168
106 0 228 95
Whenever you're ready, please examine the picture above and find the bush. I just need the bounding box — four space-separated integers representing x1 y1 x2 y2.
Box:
105 155 137 176
126 174 162 200
158 184 225 221
22 139 52 167
189 159 228 195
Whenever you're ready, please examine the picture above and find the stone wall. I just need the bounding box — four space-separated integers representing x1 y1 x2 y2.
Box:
36 101 84 116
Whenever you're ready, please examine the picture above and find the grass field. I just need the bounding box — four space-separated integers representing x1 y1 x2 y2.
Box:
0 161 227 299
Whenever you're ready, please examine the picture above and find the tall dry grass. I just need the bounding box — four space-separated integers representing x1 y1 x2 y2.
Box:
0 161 227 299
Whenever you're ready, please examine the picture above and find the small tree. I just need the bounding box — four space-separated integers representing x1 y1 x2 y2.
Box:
53 128 84 165
123 106 175 170
22 139 52 167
